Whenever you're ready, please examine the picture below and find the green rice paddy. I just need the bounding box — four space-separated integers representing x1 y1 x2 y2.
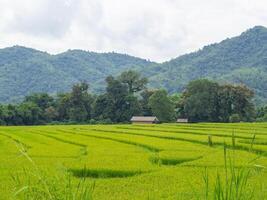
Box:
0 123 267 199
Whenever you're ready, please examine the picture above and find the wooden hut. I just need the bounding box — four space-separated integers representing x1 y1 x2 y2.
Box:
176 118 189 123
130 116 159 124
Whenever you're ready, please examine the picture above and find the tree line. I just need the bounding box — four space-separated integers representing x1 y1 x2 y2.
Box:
0 70 265 125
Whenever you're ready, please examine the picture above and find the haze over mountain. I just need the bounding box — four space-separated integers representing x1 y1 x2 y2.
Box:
0 26 266 104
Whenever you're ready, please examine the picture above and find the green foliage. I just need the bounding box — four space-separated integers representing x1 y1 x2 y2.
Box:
229 114 241 123
140 89 156 116
118 70 148 94
24 93 54 110
93 94 113 121
0 26 267 104
0 46 156 103
0 70 259 125
11 148 94 200
104 76 136 122
148 89 175 122
181 79 255 122
18 102 43 125
183 79 220 122
67 82 94 122
202 148 255 200
256 105 267 122
147 26 267 105
0 70 147 125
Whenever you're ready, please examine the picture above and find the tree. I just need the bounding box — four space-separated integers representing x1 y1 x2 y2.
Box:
3 104 23 125
93 94 113 121
44 106 58 122
148 90 175 122
54 82 94 122
218 84 255 122
230 85 255 121
106 76 129 122
24 93 55 122
0 105 5 125
182 79 220 122
68 82 94 122
104 76 141 122
17 102 42 125
55 93 72 121
181 79 255 122
217 84 234 122
119 70 148 94
123 94 142 119
256 106 267 118
24 93 54 110
169 93 182 118
256 105 267 121
140 89 156 116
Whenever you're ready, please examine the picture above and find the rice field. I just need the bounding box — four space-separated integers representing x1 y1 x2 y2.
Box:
0 123 267 199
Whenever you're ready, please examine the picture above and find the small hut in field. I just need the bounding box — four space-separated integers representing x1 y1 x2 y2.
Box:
176 118 189 123
130 116 159 124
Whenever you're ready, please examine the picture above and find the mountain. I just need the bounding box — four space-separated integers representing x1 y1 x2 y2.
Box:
0 26 266 104
0 46 157 102
147 26 267 104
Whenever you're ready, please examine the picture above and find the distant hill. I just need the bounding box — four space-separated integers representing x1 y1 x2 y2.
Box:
146 26 267 104
0 46 157 102
0 26 266 104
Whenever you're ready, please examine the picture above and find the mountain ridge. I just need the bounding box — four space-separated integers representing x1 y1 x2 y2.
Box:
0 26 266 104
146 26 267 104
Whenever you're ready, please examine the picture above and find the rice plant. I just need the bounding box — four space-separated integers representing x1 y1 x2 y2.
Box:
10 143 94 200
202 145 258 200
0 123 266 199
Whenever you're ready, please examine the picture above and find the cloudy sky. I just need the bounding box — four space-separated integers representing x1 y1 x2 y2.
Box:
1 0 267 62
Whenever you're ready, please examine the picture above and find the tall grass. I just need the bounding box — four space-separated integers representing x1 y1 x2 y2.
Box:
202 145 256 200
10 143 94 200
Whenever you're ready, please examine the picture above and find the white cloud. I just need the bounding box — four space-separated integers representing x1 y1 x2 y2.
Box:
0 0 267 62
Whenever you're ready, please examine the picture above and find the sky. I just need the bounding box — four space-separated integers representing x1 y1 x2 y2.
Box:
1 0 267 62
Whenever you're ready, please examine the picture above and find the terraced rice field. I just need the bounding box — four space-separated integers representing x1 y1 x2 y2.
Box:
0 123 267 199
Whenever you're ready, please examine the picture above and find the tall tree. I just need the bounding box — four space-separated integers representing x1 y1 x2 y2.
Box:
68 82 94 122
140 89 156 116
0 105 5 125
55 93 72 121
256 105 267 121
105 76 141 122
181 79 255 122
148 90 175 122
3 104 23 125
169 93 182 118
17 102 42 125
106 76 129 122
218 84 255 122
230 85 255 121
93 94 113 121
24 93 55 122
183 79 220 122
24 93 54 110
119 70 148 94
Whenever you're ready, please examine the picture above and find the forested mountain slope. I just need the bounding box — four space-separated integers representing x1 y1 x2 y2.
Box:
0 26 266 104
148 26 267 104
0 46 156 102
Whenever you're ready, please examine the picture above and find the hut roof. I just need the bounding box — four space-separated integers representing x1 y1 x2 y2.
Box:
176 118 188 122
130 116 159 122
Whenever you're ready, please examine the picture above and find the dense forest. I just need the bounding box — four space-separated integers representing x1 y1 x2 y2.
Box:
0 70 266 125
150 26 267 105
0 26 266 104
